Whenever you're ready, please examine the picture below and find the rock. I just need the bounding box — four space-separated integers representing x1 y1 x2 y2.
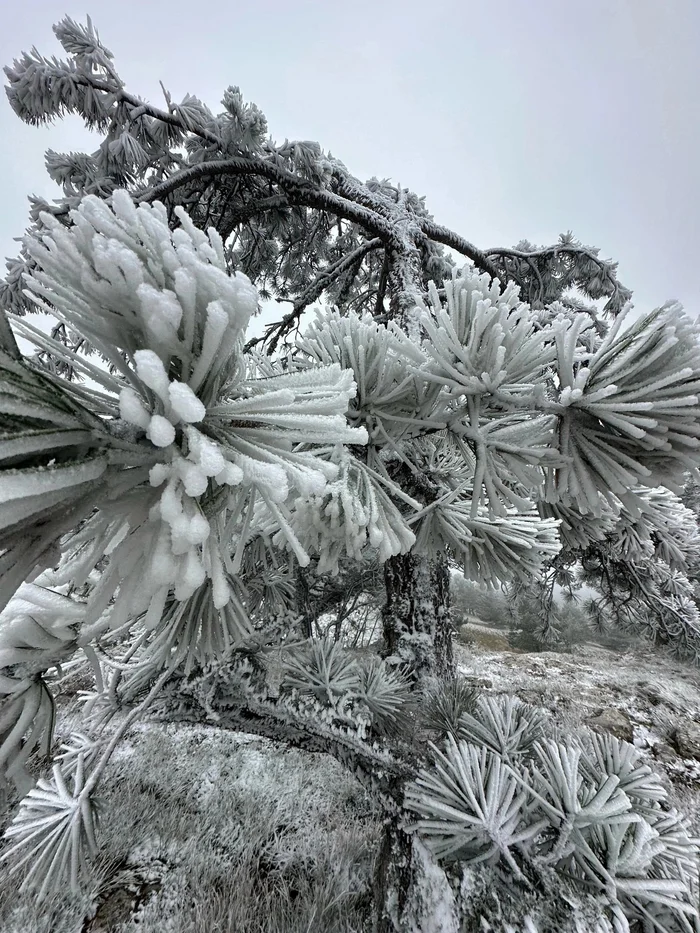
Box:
461 675 493 690
636 681 664 706
672 721 700 761
458 623 511 652
651 741 678 766
584 708 634 744
517 689 548 708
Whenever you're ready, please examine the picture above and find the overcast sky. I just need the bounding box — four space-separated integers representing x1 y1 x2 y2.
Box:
1 0 699 328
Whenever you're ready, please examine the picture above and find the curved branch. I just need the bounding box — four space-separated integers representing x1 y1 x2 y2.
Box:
160 680 416 811
416 219 501 280
484 243 603 261
136 159 391 238
484 243 632 304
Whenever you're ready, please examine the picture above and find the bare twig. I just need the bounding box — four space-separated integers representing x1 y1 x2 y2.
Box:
245 237 383 354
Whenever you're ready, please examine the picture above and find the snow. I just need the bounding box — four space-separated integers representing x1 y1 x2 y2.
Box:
405 838 459 933
180 462 208 497
167 380 205 423
215 461 243 486
137 284 183 333
184 426 225 476
195 437 226 477
148 463 170 487
146 414 175 448
184 512 209 545
118 386 150 429
134 350 171 403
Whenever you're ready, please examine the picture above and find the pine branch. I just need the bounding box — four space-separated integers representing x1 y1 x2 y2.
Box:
417 219 501 280
245 237 383 354
6 64 221 146
483 241 632 312
161 676 417 810
136 158 392 237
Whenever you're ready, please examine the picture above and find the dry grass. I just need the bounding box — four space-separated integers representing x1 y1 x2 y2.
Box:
0 715 380 933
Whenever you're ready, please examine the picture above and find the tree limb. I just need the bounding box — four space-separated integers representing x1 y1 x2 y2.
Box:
136 159 392 238
416 219 501 279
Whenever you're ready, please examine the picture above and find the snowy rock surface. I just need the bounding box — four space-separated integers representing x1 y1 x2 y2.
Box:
584 707 634 743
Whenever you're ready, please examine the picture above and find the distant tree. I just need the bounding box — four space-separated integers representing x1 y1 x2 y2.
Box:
1 17 700 932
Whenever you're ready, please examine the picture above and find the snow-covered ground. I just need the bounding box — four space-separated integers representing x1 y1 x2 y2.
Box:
2 637 699 932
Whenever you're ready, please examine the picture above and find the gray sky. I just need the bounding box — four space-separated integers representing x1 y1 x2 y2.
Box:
1 0 699 329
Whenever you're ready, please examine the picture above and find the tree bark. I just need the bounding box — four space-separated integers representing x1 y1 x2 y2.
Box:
294 559 314 639
373 816 415 933
382 550 454 679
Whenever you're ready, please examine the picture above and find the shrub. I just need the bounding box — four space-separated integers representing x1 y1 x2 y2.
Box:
406 698 700 933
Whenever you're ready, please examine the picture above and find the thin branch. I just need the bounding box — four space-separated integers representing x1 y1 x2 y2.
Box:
0 306 21 360
43 72 222 147
244 237 383 354
373 248 390 319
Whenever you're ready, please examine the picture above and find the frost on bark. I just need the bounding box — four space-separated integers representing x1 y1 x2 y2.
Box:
382 550 454 679
382 238 456 681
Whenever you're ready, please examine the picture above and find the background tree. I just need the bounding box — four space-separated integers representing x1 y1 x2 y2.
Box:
1 17 700 932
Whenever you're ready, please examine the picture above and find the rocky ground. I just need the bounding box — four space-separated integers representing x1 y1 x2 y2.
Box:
456 628 700 826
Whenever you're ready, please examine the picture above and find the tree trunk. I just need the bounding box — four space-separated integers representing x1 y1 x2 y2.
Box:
373 817 415 933
382 549 454 679
380 235 456 681
295 559 314 639
373 817 459 933
376 232 457 926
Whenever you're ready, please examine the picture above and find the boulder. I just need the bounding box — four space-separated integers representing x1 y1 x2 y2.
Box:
651 741 678 766
673 721 700 761
584 708 634 744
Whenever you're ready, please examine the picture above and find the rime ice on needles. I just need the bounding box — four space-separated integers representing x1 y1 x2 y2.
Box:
20 191 257 399
6 191 367 622
284 448 417 575
419 268 556 399
547 302 700 514
0 581 85 792
295 307 435 443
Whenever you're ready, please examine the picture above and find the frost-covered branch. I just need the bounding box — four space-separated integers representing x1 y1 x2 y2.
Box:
136 158 392 237
483 235 633 314
417 218 500 280
245 237 383 354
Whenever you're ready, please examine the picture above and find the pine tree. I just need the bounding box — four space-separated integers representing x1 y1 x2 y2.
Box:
1 17 700 931
0 15 637 677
